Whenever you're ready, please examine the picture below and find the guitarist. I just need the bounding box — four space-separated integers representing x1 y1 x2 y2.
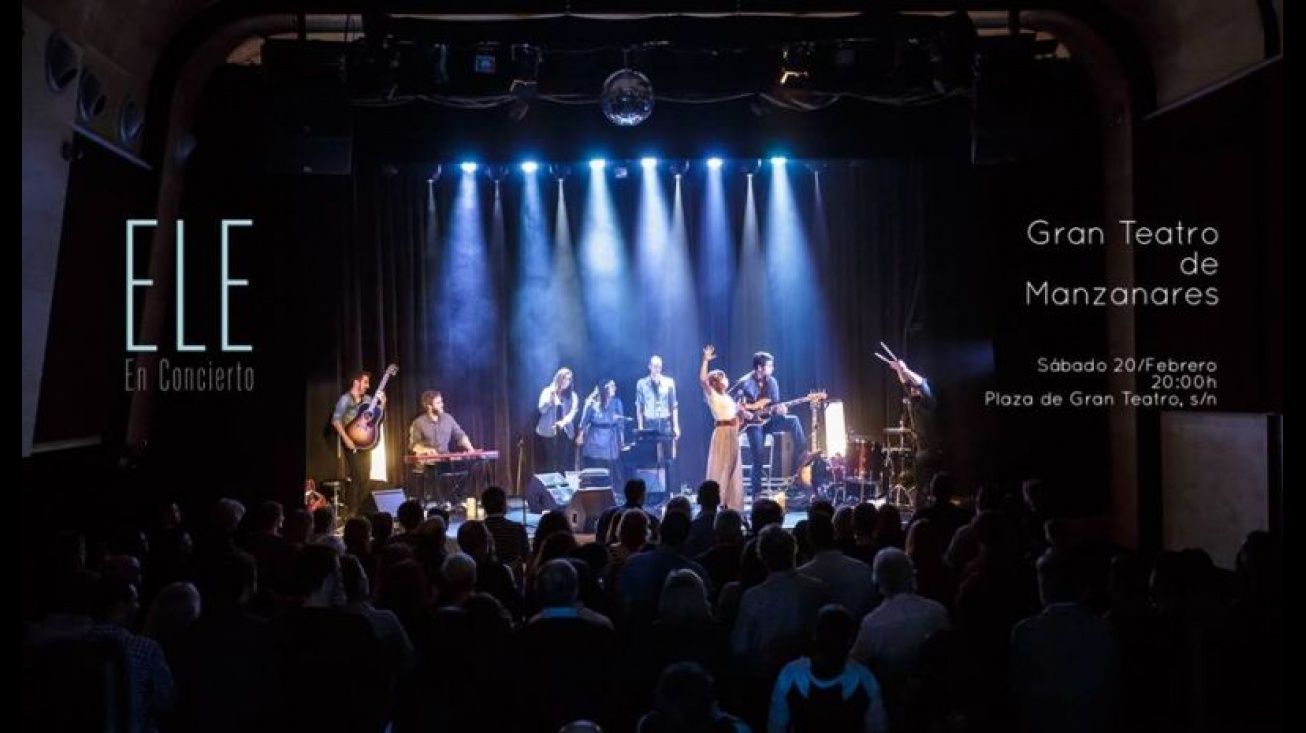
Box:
331 370 387 517
731 351 808 499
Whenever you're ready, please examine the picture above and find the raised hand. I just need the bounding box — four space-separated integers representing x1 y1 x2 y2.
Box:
703 345 717 361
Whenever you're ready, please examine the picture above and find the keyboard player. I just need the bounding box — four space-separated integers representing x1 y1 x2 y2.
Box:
409 390 476 504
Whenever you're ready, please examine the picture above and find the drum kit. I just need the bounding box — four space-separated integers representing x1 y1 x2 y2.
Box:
792 399 918 509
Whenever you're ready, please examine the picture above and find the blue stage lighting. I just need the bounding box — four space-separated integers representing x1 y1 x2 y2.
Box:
460 162 478 174
706 157 724 170
521 161 539 174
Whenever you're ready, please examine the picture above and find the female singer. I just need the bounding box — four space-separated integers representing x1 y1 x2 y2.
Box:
536 367 579 473
700 345 747 511
577 378 626 488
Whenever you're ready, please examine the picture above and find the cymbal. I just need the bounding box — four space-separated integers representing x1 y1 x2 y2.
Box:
884 427 916 435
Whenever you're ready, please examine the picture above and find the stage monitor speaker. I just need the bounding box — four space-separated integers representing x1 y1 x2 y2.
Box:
633 467 666 501
567 487 616 534
369 488 408 516
578 468 611 489
526 472 573 512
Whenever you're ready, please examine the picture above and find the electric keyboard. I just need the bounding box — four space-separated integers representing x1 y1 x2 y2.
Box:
404 450 500 464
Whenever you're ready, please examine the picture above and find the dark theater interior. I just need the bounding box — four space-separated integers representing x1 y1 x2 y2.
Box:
22 3 1282 732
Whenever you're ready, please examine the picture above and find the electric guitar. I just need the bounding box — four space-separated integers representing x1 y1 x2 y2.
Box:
343 364 398 451
738 390 828 428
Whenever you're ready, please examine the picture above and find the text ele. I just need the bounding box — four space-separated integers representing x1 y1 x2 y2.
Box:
125 219 252 353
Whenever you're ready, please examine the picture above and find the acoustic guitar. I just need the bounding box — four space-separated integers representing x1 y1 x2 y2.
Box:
344 364 398 451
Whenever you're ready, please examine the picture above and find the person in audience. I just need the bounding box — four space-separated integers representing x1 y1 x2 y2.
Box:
696 509 746 601
621 512 713 626
904 518 956 609
456 519 521 617
944 483 1004 569
685 481 723 558
732 526 829 702
635 569 729 704
87 577 177 733
637 661 751 733
172 551 278 733
908 472 969 542
1009 548 1121 733
142 581 201 665
273 545 391 732
596 478 663 546
849 548 949 718
604 508 651 593
845 503 880 567
482 485 530 570
799 514 878 620
512 559 619 732
769 605 888 733
666 495 695 520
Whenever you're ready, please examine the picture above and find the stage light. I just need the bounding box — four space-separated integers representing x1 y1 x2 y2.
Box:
770 156 787 167
612 162 631 179
740 159 762 176
510 44 541 95
460 162 478 174
589 158 607 171
428 44 449 85
706 157 724 170
473 46 497 75
640 157 658 170
548 163 571 181
601 68 655 127
520 161 539 174
668 160 689 178
484 164 509 182
428 164 443 182
778 43 815 87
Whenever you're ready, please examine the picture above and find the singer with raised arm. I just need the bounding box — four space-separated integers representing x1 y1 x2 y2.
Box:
701 345 746 511
635 354 680 494
535 367 579 474
331 370 387 518
732 351 808 500
577 378 627 488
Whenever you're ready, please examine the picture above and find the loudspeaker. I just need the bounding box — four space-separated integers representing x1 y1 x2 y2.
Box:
263 39 353 175
578 468 612 489
526 472 573 512
633 467 665 498
369 488 408 516
566 488 616 534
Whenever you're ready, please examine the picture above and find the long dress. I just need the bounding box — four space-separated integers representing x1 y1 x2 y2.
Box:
705 389 744 511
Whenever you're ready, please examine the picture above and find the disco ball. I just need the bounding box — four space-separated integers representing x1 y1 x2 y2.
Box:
600 69 654 127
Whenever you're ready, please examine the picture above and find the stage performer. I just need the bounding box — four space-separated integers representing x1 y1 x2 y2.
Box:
577 378 626 488
409 390 475 455
700 345 746 511
535 367 579 474
731 351 808 499
634 354 680 494
331 370 385 517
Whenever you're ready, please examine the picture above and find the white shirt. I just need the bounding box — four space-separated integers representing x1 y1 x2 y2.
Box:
707 390 737 421
849 592 950 688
